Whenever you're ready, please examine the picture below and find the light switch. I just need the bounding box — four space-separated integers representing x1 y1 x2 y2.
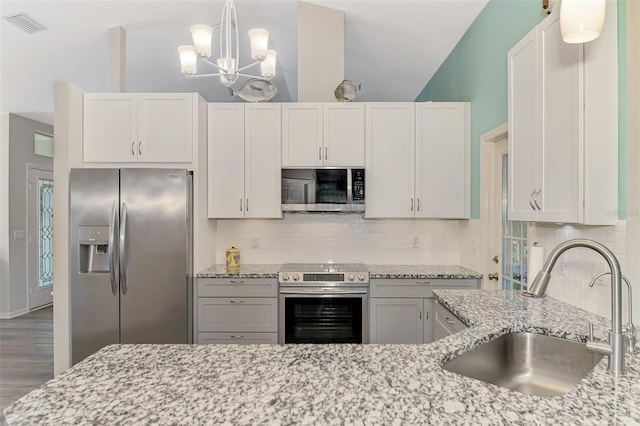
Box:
13 230 25 240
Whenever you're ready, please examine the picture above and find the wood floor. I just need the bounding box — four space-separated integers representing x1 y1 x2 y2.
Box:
0 306 53 411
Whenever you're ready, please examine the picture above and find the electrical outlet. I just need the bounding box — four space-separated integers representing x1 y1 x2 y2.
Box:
251 237 261 249
412 237 420 248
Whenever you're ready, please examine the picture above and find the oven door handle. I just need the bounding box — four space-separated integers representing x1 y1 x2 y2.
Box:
279 289 368 295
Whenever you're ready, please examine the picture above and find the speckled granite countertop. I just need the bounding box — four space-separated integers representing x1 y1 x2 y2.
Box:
196 264 482 280
5 290 638 425
197 264 281 278
367 264 482 279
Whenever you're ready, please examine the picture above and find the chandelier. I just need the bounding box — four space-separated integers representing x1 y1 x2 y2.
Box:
177 0 277 87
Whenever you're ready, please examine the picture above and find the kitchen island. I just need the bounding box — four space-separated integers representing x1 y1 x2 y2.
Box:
4 290 639 425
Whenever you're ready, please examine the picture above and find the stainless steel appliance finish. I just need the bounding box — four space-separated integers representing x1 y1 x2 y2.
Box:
70 168 192 364
278 263 369 344
442 332 604 397
281 168 365 213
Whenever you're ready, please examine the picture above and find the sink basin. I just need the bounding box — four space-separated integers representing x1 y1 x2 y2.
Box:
441 332 604 397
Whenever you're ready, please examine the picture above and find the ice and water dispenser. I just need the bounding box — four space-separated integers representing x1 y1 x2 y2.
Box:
78 226 110 273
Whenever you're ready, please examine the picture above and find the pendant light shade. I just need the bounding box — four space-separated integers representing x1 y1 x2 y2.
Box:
248 28 269 61
191 25 213 57
261 50 277 78
177 45 197 74
560 0 606 44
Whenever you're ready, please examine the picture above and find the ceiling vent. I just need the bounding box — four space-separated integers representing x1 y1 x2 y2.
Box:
3 13 47 34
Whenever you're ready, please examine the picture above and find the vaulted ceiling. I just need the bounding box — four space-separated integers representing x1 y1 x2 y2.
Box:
1 1 488 124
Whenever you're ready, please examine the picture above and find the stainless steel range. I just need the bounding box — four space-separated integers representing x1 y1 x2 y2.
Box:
278 263 370 344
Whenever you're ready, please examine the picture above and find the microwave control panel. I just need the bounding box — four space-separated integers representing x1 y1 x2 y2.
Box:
352 169 365 202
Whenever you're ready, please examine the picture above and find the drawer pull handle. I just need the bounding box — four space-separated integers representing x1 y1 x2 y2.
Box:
229 299 245 304
230 280 245 284
230 335 244 339
445 317 456 325
416 281 431 285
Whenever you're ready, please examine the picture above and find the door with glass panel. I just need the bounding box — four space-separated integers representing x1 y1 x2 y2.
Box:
492 138 528 291
28 167 54 310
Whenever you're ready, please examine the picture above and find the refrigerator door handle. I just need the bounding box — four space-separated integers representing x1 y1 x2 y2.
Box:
119 202 128 295
108 202 118 295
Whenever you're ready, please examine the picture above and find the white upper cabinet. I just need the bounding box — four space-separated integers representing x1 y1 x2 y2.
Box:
208 104 282 219
508 5 617 225
323 104 365 167
244 104 282 218
365 103 416 218
366 102 470 219
84 93 193 163
282 103 364 167
415 103 470 218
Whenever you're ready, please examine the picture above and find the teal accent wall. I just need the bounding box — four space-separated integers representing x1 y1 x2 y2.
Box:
417 0 628 220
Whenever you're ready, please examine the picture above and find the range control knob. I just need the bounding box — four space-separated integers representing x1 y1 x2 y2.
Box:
347 273 355 281
281 273 289 281
357 273 366 281
292 273 300 281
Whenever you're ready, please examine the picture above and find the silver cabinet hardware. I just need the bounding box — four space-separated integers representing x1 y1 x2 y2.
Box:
319 147 322 160
131 141 135 156
246 198 249 212
419 310 422 320
533 190 542 210
417 198 420 212
410 198 414 212
529 190 537 210
240 199 243 212
425 311 429 320
229 299 245 304
138 141 142 156
230 335 244 339
416 281 431 285
325 147 328 160
229 280 244 284
444 316 456 325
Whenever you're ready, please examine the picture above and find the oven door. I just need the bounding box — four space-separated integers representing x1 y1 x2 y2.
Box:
279 288 368 344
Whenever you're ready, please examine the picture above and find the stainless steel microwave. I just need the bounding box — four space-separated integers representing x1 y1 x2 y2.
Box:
281 168 365 212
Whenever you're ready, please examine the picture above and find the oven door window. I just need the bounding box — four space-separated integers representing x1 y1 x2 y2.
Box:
283 296 363 344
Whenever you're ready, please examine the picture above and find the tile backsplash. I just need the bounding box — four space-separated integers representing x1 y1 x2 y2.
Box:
530 221 627 321
216 214 461 265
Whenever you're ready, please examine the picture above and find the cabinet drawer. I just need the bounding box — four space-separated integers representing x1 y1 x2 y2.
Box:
197 298 277 332
433 302 467 339
370 279 479 298
197 332 278 344
198 278 277 297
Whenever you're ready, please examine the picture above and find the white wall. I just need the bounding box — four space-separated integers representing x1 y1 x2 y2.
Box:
216 215 460 265
298 2 344 101
0 114 53 318
0 114 10 315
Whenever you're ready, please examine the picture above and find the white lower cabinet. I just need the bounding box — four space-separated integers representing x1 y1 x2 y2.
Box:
368 278 479 344
433 301 468 341
195 278 278 344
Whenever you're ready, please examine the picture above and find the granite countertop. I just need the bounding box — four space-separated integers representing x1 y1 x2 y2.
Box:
196 264 482 280
197 264 281 278
367 264 482 279
5 290 638 425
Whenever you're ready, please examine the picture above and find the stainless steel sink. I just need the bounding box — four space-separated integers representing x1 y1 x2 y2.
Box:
441 332 604 397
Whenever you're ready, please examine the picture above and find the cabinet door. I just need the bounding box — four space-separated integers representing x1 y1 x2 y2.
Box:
137 94 193 163
508 26 541 221
208 104 245 218
423 298 434 344
245 104 282 218
282 103 323 167
365 103 416 218
538 13 583 223
369 298 423 344
415 103 469 218
83 93 137 163
323 104 364 167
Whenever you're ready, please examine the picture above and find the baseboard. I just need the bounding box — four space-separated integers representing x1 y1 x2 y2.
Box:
0 307 29 319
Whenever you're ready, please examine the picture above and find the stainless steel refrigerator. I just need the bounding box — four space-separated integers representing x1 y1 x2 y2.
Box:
70 168 192 365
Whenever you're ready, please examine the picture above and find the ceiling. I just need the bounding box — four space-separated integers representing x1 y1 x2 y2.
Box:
0 0 488 125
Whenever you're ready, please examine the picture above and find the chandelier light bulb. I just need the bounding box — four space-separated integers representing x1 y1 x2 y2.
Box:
560 0 606 44
248 28 269 61
177 45 197 74
191 24 213 57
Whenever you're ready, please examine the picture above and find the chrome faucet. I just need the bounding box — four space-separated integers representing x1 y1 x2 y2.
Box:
524 239 627 375
588 272 636 353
